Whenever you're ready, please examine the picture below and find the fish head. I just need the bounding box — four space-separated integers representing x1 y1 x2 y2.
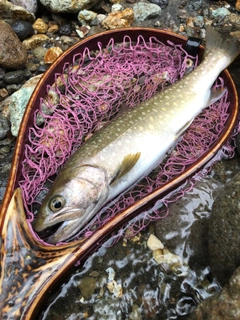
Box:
33 165 109 243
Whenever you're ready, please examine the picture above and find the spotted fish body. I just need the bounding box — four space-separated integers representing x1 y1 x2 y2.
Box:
34 27 240 244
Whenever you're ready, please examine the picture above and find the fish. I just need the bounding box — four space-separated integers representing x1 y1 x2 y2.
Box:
33 26 240 244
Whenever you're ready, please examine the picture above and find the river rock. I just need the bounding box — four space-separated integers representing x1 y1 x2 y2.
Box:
155 177 222 268
22 34 49 50
0 0 35 22
208 172 240 285
187 266 240 320
133 3 161 21
9 0 38 15
102 8 134 29
0 20 27 70
6 74 42 136
39 0 101 13
11 20 35 40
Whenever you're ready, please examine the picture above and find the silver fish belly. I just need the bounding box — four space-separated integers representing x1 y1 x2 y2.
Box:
33 26 240 244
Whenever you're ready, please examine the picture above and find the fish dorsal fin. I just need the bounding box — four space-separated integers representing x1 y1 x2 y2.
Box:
111 152 141 184
207 87 227 106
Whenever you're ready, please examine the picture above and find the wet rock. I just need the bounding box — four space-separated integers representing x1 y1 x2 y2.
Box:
33 18 48 33
0 0 35 22
0 115 9 139
78 276 97 299
5 74 42 136
0 20 27 70
155 177 222 268
11 20 34 41
3 70 25 85
93 298 122 320
187 266 240 320
39 0 101 13
133 2 161 21
44 47 63 63
102 8 134 29
22 34 49 50
9 0 38 15
208 172 240 285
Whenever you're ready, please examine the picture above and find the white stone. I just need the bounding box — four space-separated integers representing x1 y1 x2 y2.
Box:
147 234 164 251
111 4 123 13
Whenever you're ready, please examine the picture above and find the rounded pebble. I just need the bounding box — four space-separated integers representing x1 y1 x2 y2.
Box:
3 70 25 85
11 20 35 41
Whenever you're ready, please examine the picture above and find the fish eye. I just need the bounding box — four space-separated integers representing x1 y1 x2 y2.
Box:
49 196 66 212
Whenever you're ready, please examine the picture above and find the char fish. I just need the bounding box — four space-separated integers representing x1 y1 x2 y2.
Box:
34 26 239 244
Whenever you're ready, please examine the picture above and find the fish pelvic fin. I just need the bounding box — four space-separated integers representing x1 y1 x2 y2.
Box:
111 152 141 184
204 26 240 65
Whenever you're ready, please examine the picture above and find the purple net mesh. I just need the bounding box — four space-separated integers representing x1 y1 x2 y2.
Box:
18 35 237 244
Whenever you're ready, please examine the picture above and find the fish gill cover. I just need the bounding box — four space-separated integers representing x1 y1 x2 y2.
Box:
18 35 235 244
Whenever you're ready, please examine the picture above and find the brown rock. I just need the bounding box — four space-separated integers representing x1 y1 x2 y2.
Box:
44 47 63 64
33 18 48 34
22 34 49 50
102 8 134 29
0 20 27 69
236 0 240 12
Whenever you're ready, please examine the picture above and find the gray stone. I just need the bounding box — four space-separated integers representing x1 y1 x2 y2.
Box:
9 0 38 15
208 172 240 285
0 0 35 22
0 20 27 70
133 3 161 21
3 70 25 85
39 0 101 13
11 20 35 41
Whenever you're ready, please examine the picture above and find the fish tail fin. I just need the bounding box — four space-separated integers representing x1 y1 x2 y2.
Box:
204 26 240 65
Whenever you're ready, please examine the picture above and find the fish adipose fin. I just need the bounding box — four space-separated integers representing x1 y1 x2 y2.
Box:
111 152 141 184
204 26 240 64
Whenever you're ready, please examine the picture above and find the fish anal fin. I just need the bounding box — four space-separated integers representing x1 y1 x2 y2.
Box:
111 152 141 184
207 87 227 106
175 120 193 138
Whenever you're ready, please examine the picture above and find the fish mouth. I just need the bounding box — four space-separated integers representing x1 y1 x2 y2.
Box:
36 222 64 242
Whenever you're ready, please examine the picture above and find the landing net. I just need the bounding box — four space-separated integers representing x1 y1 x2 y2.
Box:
18 35 236 243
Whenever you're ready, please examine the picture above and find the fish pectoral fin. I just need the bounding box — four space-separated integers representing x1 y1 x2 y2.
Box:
175 120 194 138
110 152 141 184
207 87 227 106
